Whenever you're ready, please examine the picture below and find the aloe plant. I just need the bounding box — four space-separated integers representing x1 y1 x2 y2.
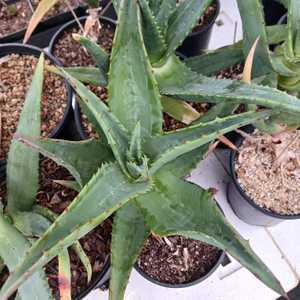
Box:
4 0 300 299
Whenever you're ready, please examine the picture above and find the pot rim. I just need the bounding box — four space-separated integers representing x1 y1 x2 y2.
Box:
230 127 300 220
134 249 225 289
0 43 73 161
48 15 117 140
188 0 220 37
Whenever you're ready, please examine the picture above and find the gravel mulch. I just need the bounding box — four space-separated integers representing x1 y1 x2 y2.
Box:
236 129 300 215
0 0 32 37
0 54 67 160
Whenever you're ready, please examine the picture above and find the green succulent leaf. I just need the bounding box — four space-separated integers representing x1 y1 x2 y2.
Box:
127 122 142 162
148 0 162 16
185 42 244 76
165 0 214 58
136 171 286 297
47 65 107 87
61 68 130 177
16 137 113 187
32 205 93 283
156 0 177 36
160 73 300 115
0 214 52 300
7 54 44 213
162 96 201 124
138 0 167 64
110 202 149 300
58 248 72 300
236 0 273 77
109 0 162 137
267 25 287 45
12 212 52 238
285 0 300 63
0 163 152 300
145 111 270 175
73 34 109 72
72 243 92 283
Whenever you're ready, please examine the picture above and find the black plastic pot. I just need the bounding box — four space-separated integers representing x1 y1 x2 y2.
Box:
177 0 220 58
262 0 287 26
76 257 110 299
49 16 116 140
227 128 300 226
0 1 86 46
135 250 225 288
0 43 73 164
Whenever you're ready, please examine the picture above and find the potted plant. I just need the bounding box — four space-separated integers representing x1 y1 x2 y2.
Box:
218 0 300 226
0 54 113 299
0 43 73 164
3 1 300 299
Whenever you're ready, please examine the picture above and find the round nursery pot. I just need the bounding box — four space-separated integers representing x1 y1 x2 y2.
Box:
227 128 300 226
262 0 287 26
177 0 220 58
135 245 225 288
0 43 73 163
49 16 116 140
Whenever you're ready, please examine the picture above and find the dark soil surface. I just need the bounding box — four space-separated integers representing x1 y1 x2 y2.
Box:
193 1 218 32
0 0 32 37
0 159 111 298
137 235 222 285
0 54 67 160
53 21 114 138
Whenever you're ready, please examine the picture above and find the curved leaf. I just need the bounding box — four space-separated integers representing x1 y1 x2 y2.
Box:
0 215 52 300
138 0 167 63
24 0 59 43
73 34 110 72
7 54 44 213
16 137 113 187
0 163 152 300
61 68 130 177
145 111 270 175
58 249 72 300
165 0 213 57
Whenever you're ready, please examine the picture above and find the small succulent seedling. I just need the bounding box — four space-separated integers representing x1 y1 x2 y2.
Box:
3 0 300 299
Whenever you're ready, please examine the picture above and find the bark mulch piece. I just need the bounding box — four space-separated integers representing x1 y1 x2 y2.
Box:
0 0 32 37
0 54 67 160
137 235 222 285
235 129 300 216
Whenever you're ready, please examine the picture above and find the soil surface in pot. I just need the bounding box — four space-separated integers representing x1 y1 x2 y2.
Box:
177 0 218 33
235 129 300 215
0 0 32 37
53 21 114 138
0 159 111 299
137 235 221 285
32 0 83 18
0 54 67 160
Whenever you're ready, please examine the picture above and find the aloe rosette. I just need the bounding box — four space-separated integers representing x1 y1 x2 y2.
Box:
3 0 300 299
